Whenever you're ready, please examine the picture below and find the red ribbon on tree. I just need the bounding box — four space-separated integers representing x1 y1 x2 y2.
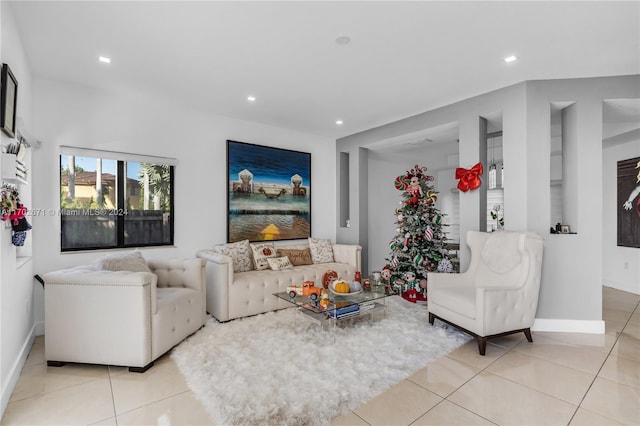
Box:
455 162 484 192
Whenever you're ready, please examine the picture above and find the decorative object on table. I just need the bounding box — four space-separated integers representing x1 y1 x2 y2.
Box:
560 225 571 234
618 156 640 248
319 289 330 310
354 271 362 282
322 269 338 289
331 279 352 294
1 63 18 138
350 280 363 293
362 278 371 291
172 297 469 426
385 164 453 291
226 140 310 243
490 204 504 231
287 281 323 300
455 162 483 192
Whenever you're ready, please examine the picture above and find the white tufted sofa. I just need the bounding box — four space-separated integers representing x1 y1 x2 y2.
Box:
427 230 544 355
43 258 206 372
197 244 361 322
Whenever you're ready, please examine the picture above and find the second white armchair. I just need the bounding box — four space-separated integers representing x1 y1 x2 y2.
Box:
427 230 544 355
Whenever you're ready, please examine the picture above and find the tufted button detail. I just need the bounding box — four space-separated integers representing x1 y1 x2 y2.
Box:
171 327 175 332
187 318 191 323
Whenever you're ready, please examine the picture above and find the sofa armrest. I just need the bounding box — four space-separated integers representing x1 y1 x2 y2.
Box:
196 249 233 321
43 269 158 367
148 258 206 293
332 244 362 271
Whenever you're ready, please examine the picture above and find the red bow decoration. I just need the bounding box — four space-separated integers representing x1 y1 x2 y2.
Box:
455 162 483 192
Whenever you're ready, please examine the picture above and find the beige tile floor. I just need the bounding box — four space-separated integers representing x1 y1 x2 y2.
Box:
2 286 638 426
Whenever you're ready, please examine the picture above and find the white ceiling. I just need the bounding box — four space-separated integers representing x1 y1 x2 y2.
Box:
7 1 640 139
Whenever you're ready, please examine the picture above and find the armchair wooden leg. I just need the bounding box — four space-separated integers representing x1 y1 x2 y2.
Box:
524 328 533 342
129 362 154 373
477 337 487 356
428 312 435 325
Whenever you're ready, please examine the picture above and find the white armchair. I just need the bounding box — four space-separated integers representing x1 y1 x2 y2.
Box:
43 258 206 372
427 230 544 355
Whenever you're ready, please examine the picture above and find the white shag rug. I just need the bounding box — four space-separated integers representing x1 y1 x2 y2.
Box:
172 296 469 426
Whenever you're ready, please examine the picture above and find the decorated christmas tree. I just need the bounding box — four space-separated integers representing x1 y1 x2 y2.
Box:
384 164 453 301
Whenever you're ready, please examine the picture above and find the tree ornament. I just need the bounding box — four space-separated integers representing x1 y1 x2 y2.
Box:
394 175 410 191
413 254 423 267
425 191 438 204
437 258 454 273
425 227 433 241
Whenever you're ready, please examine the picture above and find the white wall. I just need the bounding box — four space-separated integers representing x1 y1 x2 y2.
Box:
0 2 36 417
603 138 640 294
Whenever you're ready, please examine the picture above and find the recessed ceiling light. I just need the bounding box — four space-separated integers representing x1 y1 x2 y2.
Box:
98 56 111 64
504 55 517 63
336 120 343 125
247 96 256 102
335 35 351 46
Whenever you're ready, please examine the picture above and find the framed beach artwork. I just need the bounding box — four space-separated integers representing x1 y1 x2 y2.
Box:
226 140 311 242
618 156 640 248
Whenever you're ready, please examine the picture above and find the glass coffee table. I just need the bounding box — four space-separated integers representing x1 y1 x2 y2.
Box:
273 287 393 329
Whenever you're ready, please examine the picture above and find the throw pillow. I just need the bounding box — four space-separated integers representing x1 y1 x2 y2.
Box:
213 240 253 273
267 256 293 271
97 250 151 273
308 237 334 264
250 242 277 270
276 248 313 266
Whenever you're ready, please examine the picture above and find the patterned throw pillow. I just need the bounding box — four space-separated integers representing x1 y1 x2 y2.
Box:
267 256 293 271
250 242 277 270
276 248 313 266
97 250 151 273
213 240 253 273
308 237 334 264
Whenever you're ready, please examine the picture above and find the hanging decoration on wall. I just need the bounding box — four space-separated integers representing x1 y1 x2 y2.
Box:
618 156 640 248
1 183 32 246
455 162 483 192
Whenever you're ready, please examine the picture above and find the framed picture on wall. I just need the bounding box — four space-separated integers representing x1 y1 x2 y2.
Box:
226 140 311 243
0 63 18 138
618 156 640 248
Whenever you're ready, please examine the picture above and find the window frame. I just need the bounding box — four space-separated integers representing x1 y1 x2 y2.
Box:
59 147 175 252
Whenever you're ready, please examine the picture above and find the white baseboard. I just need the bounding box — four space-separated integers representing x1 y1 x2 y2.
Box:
35 320 45 336
1 324 37 418
532 318 605 334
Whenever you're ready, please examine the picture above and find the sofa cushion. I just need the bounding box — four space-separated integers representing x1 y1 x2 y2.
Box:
97 250 151 273
276 247 313 266
308 238 334 263
268 256 293 271
250 242 277 270
213 240 252 272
